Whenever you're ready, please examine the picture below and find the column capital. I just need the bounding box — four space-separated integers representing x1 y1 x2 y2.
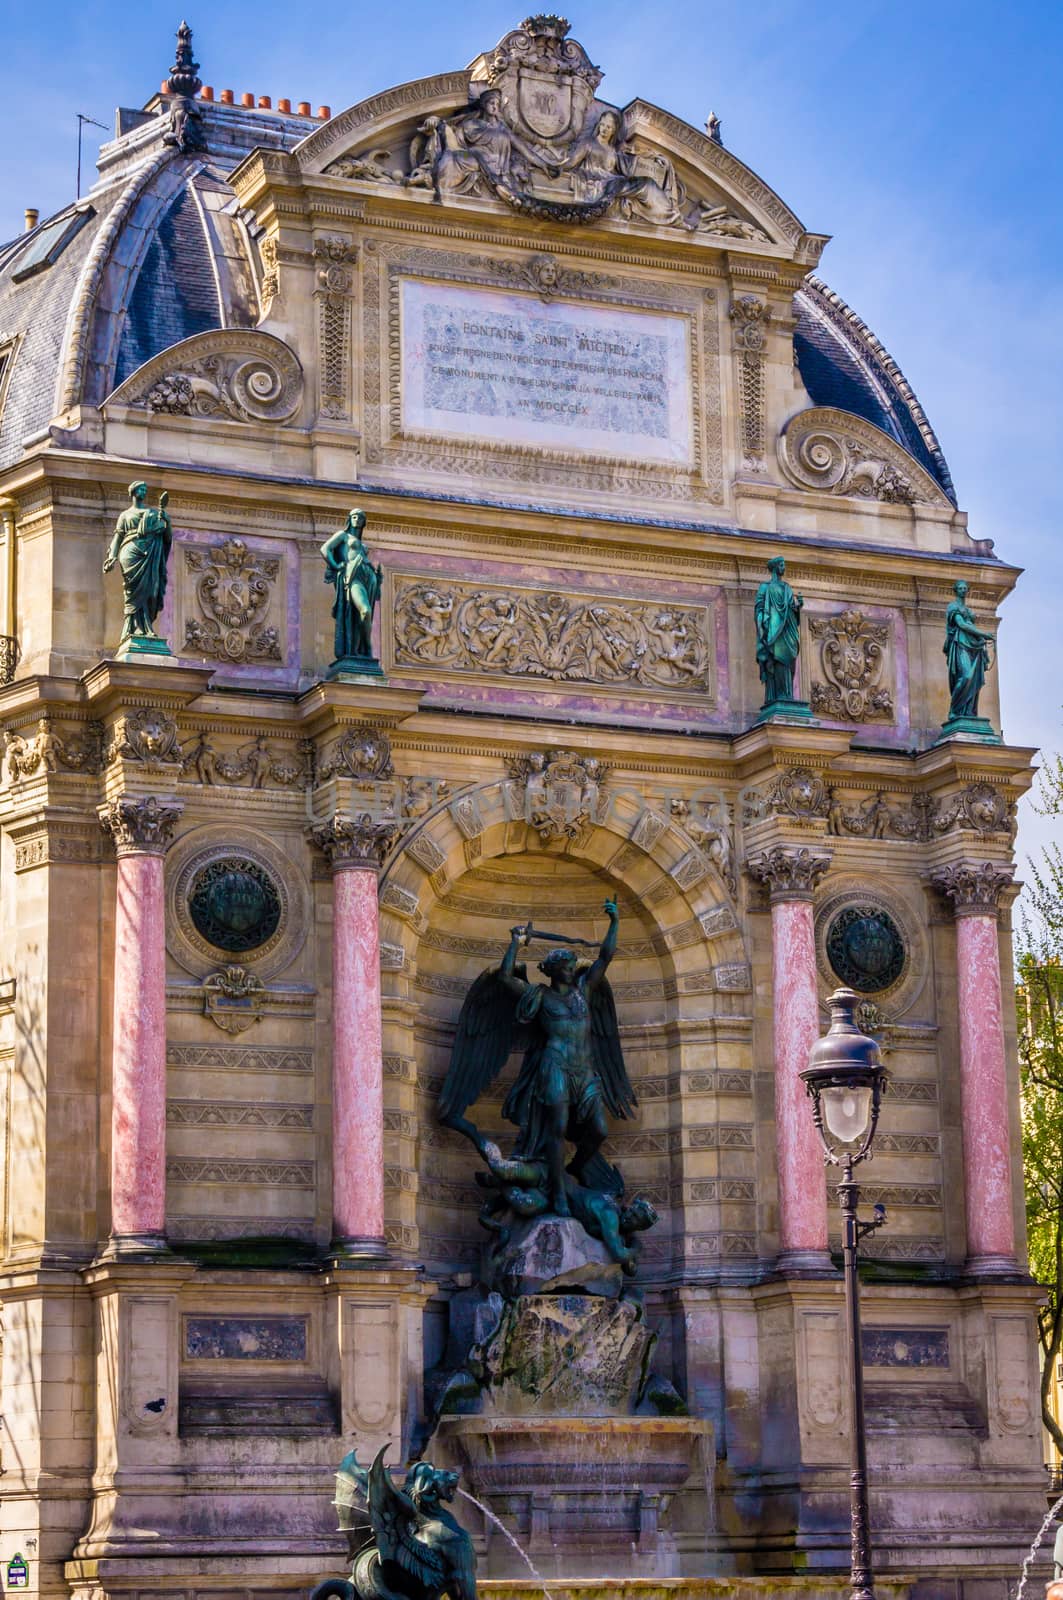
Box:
746 844 831 902
98 793 183 857
930 860 1014 917
310 811 400 871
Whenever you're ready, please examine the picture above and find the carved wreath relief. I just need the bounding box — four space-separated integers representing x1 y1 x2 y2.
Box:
184 538 282 664
394 579 711 692
324 16 770 241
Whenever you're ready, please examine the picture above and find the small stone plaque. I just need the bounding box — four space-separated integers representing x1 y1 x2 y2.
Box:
184 1315 307 1361
861 1326 949 1369
401 278 693 465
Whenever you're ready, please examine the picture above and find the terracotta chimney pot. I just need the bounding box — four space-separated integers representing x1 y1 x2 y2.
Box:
317 105 331 119
220 88 234 104
278 97 291 113
241 92 254 107
200 85 214 101
24 208 38 232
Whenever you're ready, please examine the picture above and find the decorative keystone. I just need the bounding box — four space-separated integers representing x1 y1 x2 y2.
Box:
746 844 831 901
930 861 1014 916
98 794 183 856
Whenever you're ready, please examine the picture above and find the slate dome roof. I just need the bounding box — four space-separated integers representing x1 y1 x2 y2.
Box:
0 63 956 505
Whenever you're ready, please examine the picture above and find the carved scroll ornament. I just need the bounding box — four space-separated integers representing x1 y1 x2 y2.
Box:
105 330 304 426
778 408 950 507
394 579 711 693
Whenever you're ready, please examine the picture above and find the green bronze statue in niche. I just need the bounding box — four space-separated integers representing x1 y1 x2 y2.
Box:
754 555 809 716
321 508 383 676
103 481 174 657
941 579 999 738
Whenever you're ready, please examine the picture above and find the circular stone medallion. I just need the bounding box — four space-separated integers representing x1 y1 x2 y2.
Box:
187 857 282 954
825 904 905 994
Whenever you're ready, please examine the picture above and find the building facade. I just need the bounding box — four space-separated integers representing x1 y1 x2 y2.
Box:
0 18 1045 1600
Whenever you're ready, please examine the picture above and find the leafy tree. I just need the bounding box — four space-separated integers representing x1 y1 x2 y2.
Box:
1017 748 1063 1455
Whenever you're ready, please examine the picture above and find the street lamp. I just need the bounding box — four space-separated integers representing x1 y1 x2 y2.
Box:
801 986 890 1600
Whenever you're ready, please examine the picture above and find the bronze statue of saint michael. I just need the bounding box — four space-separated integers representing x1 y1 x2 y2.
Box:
437 899 636 1218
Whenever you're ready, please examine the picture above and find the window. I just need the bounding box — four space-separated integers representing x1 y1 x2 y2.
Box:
10 206 94 284
0 337 17 424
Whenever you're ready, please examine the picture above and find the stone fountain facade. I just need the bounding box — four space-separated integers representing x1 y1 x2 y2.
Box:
0 16 1044 1600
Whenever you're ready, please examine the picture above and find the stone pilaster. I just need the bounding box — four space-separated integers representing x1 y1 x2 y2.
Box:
311 813 400 1257
747 845 832 1271
931 860 1018 1274
97 795 183 1254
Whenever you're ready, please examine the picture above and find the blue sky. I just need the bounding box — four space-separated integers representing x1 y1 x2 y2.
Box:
4 0 1062 874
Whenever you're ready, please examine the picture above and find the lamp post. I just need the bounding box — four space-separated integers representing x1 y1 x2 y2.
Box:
800 986 890 1600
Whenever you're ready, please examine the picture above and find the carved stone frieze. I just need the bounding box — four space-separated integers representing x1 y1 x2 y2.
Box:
505 749 609 844
778 408 951 507
105 708 182 770
393 578 712 692
183 538 282 664
746 845 831 901
808 610 893 722
825 782 1016 843
179 731 311 790
11 819 105 872
259 235 279 302
930 861 1014 916
310 813 401 869
730 295 771 472
98 794 183 857
3 718 101 782
314 236 357 422
106 330 304 426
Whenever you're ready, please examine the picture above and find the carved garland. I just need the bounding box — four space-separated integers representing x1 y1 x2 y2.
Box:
730 295 771 472
314 237 357 422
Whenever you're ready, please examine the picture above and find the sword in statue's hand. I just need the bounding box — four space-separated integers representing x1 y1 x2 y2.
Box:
514 919 601 949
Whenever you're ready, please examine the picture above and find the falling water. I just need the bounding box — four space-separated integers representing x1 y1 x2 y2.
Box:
457 1486 551 1598
1015 1492 1063 1600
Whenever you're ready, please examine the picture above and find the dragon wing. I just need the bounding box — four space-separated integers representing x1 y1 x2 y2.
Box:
437 966 529 1124
588 973 637 1121
368 1447 448 1592
334 1447 371 1537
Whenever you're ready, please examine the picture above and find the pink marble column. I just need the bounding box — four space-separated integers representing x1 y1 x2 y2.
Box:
98 794 183 1253
932 861 1018 1274
313 814 400 1257
747 845 832 1271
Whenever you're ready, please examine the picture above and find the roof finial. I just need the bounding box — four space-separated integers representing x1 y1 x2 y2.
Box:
166 20 202 98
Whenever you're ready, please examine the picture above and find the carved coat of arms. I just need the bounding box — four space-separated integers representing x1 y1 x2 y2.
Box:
184 538 282 665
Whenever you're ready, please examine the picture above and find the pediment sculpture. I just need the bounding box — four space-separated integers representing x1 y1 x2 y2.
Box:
324 16 770 240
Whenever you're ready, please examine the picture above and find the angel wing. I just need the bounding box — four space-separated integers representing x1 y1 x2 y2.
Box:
587 973 637 1120
334 1447 373 1555
437 966 529 1149
368 1447 448 1594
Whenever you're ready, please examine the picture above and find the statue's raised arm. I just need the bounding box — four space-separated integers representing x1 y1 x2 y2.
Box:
585 897 619 991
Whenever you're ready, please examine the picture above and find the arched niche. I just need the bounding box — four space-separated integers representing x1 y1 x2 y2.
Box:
375 780 756 1279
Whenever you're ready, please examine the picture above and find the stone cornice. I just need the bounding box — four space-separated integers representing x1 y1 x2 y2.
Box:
98 794 183 857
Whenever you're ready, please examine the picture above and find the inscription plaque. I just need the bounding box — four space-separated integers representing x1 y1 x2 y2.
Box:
401 278 693 465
